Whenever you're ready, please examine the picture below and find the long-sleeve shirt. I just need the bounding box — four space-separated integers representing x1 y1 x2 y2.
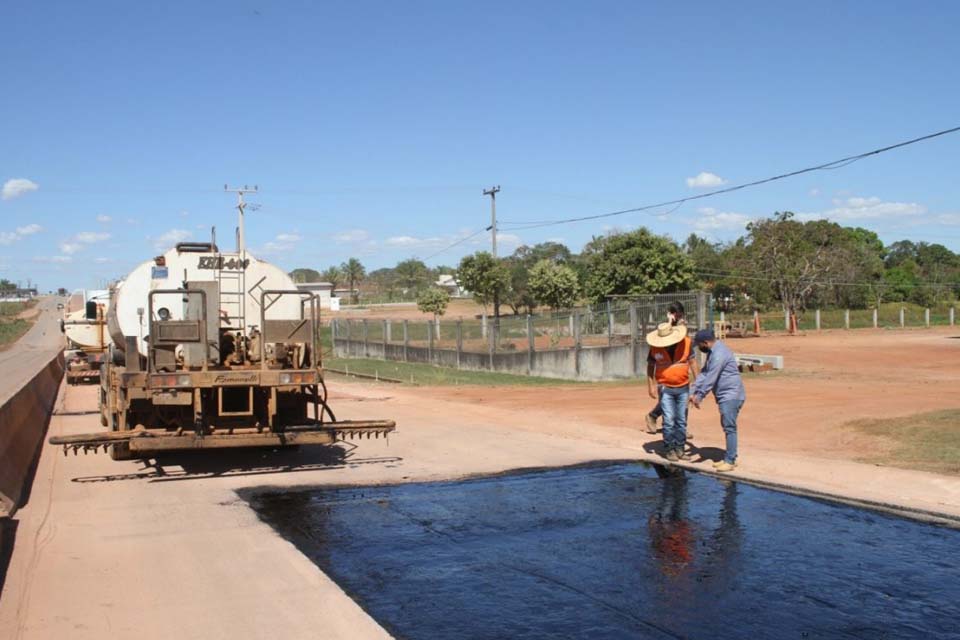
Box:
691 340 745 404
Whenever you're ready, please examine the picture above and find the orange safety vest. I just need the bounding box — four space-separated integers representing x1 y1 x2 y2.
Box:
650 337 693 388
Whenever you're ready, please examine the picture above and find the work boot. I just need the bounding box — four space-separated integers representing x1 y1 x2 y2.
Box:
664 449 680 462
713 461 737 472
645 414 658 434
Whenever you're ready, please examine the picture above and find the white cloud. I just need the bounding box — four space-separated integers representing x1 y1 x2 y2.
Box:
260 232 302 254
2 178 39 200
496 232 521 247
0 223 43 245
16 223 42 236
34 255 73 263
685 172 727 189
809 188 821 197
59 242 82 254
386 235 442 248
154 229 192 251
333 229 370 244
75 231 110 243
96 214 112 223
813 196 926 221
94 257 114 263
936 213 960 225
692 207 753 232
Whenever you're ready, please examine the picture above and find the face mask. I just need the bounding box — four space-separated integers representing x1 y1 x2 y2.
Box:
698 345 711 354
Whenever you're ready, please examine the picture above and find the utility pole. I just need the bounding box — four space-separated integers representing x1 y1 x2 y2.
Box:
224 184 258 255
483 185 500 257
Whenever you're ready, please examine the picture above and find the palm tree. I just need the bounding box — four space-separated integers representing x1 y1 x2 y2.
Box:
321 266 342 292
340 258 366 304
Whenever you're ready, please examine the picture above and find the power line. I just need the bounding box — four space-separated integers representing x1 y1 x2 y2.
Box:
422 228 488 261
499 125 960 230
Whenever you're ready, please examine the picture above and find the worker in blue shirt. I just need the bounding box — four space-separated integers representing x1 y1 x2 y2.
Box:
689 329 745 472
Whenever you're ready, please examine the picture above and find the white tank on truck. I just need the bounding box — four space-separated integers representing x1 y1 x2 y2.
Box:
51 190 395 459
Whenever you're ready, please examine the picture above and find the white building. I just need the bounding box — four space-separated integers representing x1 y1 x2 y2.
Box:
294 282 334 309
435 274 466 297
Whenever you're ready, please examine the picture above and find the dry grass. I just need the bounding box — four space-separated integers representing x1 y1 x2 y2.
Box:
848 409 960 475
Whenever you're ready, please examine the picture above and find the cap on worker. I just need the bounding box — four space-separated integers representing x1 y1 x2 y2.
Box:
693 328 715 344
646 322 687 347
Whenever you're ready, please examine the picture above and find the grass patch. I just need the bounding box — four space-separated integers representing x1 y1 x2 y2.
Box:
848 409 960 475
325 357 587 387
0 319 32 349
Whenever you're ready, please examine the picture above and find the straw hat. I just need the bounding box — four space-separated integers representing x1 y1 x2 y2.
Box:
646 322 687 348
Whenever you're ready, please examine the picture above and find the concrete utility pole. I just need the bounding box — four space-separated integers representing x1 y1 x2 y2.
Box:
224 184 258 255
483 185 500 257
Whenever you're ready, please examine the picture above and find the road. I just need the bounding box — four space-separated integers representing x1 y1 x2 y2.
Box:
0 297 64 405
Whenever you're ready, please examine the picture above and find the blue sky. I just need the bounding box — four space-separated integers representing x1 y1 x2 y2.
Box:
2 1 959 291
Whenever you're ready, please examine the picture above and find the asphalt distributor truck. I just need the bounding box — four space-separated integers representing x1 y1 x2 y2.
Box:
50 238 394 459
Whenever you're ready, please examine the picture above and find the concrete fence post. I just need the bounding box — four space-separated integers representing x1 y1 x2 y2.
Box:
456 319 463 369
900 308 905 328
574 312 582 378
607 304 614 346
526 314 534 374
362 319 369 357
402 320 409 362
481 311 487 339
568 314 574 337
873 308 878 329
382 319 388 354
719 310 725 329
385 319 392 343
844 309 850 330
488 319 495 370
629 303 638 377
951 306 956 326
331 318 338 341
427 320 434 363
925 308 930 327
815 309 821 331
784 308 790 331
345 318 352 341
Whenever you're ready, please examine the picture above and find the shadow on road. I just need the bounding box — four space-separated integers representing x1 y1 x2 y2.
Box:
68 445 403 484
0 518 17 601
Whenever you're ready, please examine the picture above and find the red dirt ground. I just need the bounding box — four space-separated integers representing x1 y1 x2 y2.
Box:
415 326 960 462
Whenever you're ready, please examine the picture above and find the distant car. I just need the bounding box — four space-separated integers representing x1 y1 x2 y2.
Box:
57 303 64 310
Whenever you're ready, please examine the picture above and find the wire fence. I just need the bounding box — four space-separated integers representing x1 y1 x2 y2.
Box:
333 292 711 356
717 302 957 334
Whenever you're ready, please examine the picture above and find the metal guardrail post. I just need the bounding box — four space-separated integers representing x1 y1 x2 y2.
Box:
873 308 878 328
900 308 905 328
815 309 821 331
845 309 850 330
925 308 930 327
951 306 956 326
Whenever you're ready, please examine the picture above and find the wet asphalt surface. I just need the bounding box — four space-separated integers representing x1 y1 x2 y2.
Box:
245 463 960 639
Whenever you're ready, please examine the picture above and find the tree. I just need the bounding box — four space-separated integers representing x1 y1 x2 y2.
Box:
288 268 320 283
321 266 342 292
741 212 843 316
582 229 695 304
394 258 431 294
528 260 580 311
456 252 510 315
340 258 366 304
417 288 450 338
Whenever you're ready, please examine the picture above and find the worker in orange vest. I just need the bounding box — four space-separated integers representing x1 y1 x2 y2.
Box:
646 322 697 461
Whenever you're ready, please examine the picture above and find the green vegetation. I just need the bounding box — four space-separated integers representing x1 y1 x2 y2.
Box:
325 357 584 387
0 300 37 349
848 409 960 475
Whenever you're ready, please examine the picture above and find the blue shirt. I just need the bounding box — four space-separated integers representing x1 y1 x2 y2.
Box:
691 340 746 404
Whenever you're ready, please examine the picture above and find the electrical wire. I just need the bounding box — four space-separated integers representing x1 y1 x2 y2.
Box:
500 125 960 230
422 228 489 261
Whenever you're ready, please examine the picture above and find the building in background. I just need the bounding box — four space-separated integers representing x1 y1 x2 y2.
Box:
294 281 334 309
